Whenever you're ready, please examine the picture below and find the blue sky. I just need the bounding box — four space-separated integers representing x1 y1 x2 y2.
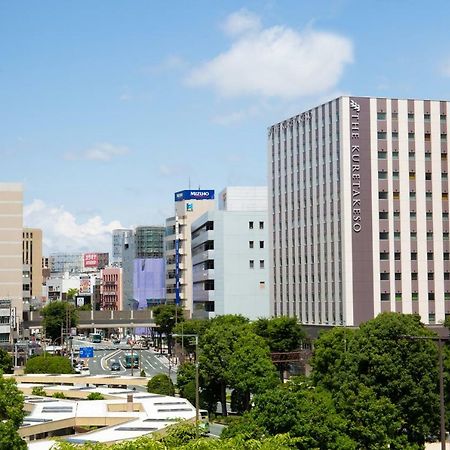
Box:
2 0 450 253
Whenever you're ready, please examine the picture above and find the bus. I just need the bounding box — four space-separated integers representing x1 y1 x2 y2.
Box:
125 352 139 369
89 333 102 344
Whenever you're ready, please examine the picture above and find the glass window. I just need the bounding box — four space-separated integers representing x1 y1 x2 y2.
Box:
425 173 432 181
259 260 265 269
412 292 418 300
410 211 417 219
392 151 399 159
441 114 446 123
426 192 432 199
444 253 450 261
411 232 417 240
249 241 254 249
259 241 264 249
393 171 399 180
392 112 398 120
394 211 400 220
392 132 398 139
428 273 434 280
381 293 390 301
259 221 264 229
379 211 388 219
441 133 447 141
444 232 449 241
394 252 401 260
395 273 401 280
409 172 416 180
408 132 415 140
378 171 388 179
378 151 387 159
249 221 254 229
412 273 418 280
429 313 436 324
380 232 389 240
411 252 417 260
427 252 434 260
426 212 433 219
425 152 432 161
380 273 389 280
408 113 414 120
249 260 254 269
393 192 400 200
379 191 388 200
445 273 450 280
394 231 401 240
378 132 387 140
377 112 386 120
442 153 448 161
443 193 449 200
442 172 448 180
380 252 389 260
424 133 431 142
395 293 402 301
409 152 415 160
428 293 435 301
424 113 431 121
427 232 433 240
443 212 449 219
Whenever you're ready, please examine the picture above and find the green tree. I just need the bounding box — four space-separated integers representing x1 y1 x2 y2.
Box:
0 348 13 374
312 312 441 448
147 373 175 396
41 301 78 341
0 376 26 449
66 288 79 301
176 362 196 405
31 386 47 396
152 304 184 354
25 355 74 374
173 319 210 356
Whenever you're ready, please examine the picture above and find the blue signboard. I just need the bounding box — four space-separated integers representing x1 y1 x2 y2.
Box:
79 347 94 358
174 190 215 202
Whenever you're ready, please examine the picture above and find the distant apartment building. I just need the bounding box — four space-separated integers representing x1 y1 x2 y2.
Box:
191 187 269 319
100 267 122 310
269 96 450 327
0 183 23 343
23 228 43 301
165 190 216 316
111 229 133 266
49 252 83 274
45 273 80 302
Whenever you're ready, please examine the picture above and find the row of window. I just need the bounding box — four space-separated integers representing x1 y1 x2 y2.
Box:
380 292 450 301
249 260 265 269
378 151 448 161
249 221 264 230
377 112 447 122
380 272 450 280
249 241 265 249
378 171 447 181
379 211 435 219
380 231 450 240
381 251 450 260
378 131 447 140
378 191 449 201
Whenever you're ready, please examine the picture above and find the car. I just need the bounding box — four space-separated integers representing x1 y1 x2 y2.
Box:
110 361 121 371
112 339 120 345
80 366 90 376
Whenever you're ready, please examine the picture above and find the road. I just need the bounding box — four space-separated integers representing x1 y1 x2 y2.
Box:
70 338 177 382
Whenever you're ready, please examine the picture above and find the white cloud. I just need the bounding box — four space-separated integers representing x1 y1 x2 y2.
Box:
24 199 123 253
64 143 130 161
187 11 353 99
222 9 261 37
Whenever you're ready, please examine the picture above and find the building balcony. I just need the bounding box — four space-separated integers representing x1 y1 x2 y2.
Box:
191 230 214 249
193 286 215 302
192 249 214 266
192 269 214 283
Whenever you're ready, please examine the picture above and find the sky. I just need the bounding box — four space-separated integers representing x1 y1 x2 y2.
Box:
2 0 450 254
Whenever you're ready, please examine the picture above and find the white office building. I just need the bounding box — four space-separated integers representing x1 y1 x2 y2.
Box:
269 96 450 326
191 187 269 320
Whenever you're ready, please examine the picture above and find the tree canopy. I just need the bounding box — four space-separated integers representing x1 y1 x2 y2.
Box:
147 373 175 396
41 301 78 341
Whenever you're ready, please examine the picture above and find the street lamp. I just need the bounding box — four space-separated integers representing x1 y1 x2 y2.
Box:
400 334 448 450
173 333 199 437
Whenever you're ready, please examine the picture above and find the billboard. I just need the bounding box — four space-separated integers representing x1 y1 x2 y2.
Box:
84 253 99 268
174 190 215 201
79 276 91 294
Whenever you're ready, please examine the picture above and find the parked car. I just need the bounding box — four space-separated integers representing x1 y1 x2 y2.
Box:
110 361 121 371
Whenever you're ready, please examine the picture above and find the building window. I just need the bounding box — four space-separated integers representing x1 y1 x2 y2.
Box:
392 151 399 159
249 221 254 229
444 232 450 241
427 252 434 260
444 252 450 261
409 172 416 180
425 152 432 161
259 221 264 229
426 212 433 219
393 192 400 200
442 172 448 180
427 232 433 240
394 231 401 240
409 152 415 160
428 293 435 301
379 211 388 219
412 273 418 280
378 171 388 180
249 260 254 269
393 171 399 180
392 132 398 139
425 173 432 181
429 313 436 324
410 192 416 199
378 132 387 140
392 112 398 120
259 260 265 269
445 273 450 280
379 192 388 200
380 273 389 280
411 232 417 240
380 252 389 260
395 293 402 301
410 211 417 219
443 193 449 200
394 252 401 260
394 211 400 220
380 232 389 240
259 241 264 249
395 273 401 280
378 151 387 159
441 133 447 142
411 252 417 260
428 273 434 280
381 293 390 301
412 292 418 301
377 112 386 120
249 241 254 249
424 133 431 142
408 132 415 140
424 113 431 121
408 113 414 120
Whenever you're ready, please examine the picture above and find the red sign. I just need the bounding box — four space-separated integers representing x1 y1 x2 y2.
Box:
84 253 99 268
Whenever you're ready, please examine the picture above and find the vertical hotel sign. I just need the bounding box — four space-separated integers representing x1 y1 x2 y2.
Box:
349 97 374 324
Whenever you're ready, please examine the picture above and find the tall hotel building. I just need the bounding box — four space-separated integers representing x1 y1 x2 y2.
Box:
269 96 450 326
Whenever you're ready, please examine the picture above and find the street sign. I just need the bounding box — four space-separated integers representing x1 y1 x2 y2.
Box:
79 347 94 358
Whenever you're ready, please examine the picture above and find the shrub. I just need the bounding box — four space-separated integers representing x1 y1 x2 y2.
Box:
31 386 47 396
52 392 66 399
147 374 175 396
140 369 146 377
25 355 74 374
87 392 105 400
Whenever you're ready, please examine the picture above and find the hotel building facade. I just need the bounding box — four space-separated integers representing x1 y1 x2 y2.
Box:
269 96 450 326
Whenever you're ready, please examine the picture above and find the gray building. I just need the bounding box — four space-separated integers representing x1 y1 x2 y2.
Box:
112 229 133 266
191 187 269 320
269 96 450 326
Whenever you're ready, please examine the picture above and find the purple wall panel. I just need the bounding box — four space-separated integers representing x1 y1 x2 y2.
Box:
133 258 165 309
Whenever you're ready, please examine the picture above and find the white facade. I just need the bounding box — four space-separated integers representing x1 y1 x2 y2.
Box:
112 229 133 266
191 187 269 320
269 96 450 326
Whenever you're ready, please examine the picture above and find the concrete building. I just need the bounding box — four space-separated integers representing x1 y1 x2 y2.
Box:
0 183 23 343
165 190 216 316
269 96 450 327
23 228 43 301
100 267 122 310
191 187 270 319
122 232 136 310
111 229 133 266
